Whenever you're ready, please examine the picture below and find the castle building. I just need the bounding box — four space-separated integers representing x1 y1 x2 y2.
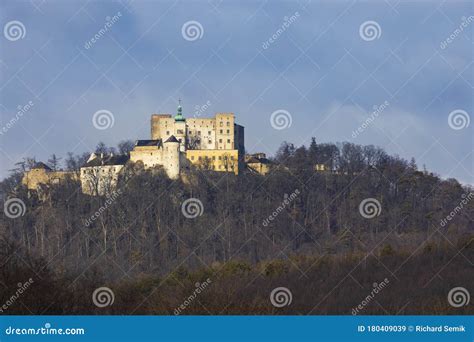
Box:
245 153 271 175
23 103 247 196
22 162 77 190
129 136 183 179
80 153 128 196
134 103 245 175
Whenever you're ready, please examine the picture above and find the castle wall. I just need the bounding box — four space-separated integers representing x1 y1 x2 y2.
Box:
80 165 123 196
22 169 77 190
186 149 239 174
151 114 172 140
163 142 180 179
215 113 235 150
130 146 164 169
186 118 216 150
151 113 243 153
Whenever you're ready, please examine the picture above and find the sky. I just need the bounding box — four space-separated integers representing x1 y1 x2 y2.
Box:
0 0 473 184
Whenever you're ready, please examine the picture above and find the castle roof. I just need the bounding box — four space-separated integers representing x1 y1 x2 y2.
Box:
174 101 185 122
135 139 162 147
247 157 270 164
32 162 52 170
164 135 179 143
83 154 129 167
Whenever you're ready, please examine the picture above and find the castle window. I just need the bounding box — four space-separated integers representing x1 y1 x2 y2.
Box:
189 130 192 134
227 139 230 143
198 156 202 161
198 131 201 135
208 140 212 144
219 139 222 143
220 129 223 134
166 131 170 135
227 129 230 134
218 156 222 160
227 122 230 126
208 131 211 135
220 122 223 127
212 156 216 160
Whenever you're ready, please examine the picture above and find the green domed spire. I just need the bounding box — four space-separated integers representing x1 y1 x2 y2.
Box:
175 99 185 122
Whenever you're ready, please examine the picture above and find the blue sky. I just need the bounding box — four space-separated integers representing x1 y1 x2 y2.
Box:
0 0 472 184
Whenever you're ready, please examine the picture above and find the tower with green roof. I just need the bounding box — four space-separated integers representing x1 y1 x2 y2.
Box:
175 99 185 122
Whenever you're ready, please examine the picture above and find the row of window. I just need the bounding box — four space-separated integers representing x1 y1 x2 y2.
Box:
166 129 232 135
82 167 118 174
190 155 235 161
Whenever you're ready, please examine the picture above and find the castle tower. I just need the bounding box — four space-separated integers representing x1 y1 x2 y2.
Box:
174 100 186 152
163 135 180 179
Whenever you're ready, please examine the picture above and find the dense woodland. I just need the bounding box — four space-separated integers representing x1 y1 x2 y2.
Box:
0 138 473 314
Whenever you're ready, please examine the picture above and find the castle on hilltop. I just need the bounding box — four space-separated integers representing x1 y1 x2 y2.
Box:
130 102 245 178
23 104 254 196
